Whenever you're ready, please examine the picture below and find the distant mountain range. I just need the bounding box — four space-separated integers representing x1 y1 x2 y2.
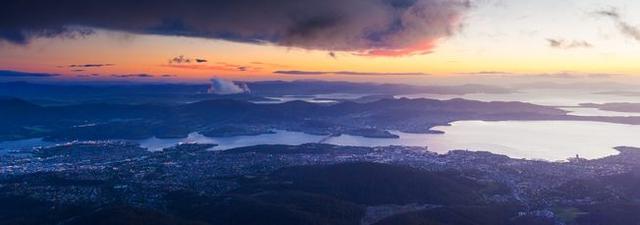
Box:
0 97 566 141
3 80 640 142
0 80 514 105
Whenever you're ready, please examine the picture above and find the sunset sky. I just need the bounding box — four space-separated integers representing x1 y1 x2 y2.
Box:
1 0 640 83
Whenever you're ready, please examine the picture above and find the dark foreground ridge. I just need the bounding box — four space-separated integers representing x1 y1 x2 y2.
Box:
2 143 640 225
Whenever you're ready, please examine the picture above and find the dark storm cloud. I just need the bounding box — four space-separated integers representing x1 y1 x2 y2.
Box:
547 39 592 49
0 70 60 77
0 26 94 45
274 70 429 76
0 0 470 56
595 8 640 41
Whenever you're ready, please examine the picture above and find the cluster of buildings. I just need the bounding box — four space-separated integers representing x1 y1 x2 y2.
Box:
0 142 638 216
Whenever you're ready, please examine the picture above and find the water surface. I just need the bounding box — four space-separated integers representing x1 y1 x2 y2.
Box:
3 121 638 161
326 121 638 160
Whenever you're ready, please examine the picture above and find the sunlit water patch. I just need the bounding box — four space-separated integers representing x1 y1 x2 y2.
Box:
2 121 639 161
325 121 639 161
139 121 640 161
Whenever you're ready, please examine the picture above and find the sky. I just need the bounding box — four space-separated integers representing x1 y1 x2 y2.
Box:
1 0 640 83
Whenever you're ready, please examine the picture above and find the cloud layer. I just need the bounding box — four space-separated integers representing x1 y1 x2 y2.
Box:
0 0 470 56
0 70 59 77
274 70 429 76
68 64 114 68
596 8 640 42
208 78 251 95
547 39 592 49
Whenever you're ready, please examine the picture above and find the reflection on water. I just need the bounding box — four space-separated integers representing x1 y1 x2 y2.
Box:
113 121 640 160
2 121 639 161
427 121 640 160
326 121 639 160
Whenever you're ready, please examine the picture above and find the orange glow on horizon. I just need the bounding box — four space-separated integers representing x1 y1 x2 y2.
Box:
1 28 640 83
